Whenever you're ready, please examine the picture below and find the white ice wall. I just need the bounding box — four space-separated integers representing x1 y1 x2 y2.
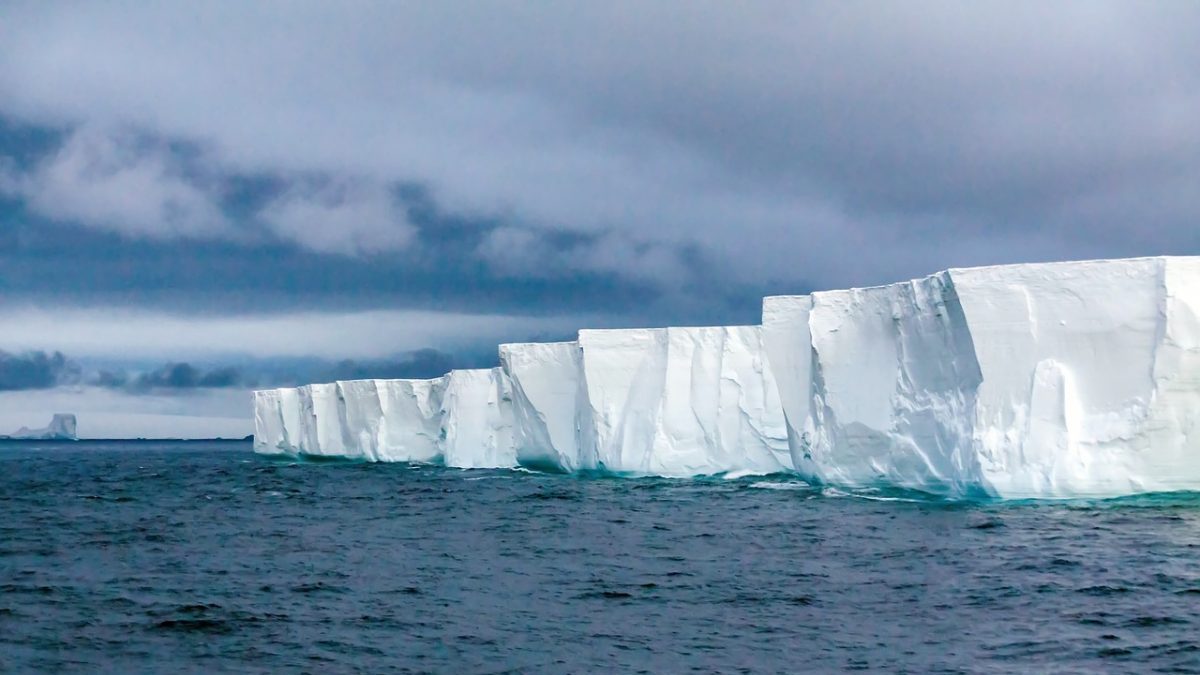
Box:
953 257 1200 497
376 378 445 463
577 326 790 476
763 256 1200 498
500 342 586 472
440 368 515 469
252 377 449 463
254 255 1199 498
252 389 286 454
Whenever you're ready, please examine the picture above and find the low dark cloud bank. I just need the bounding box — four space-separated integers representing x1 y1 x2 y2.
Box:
318 348 460 383
0 348 483 394
101 363 245 392
0 350 80 390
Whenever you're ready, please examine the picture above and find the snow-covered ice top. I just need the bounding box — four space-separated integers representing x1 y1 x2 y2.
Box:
255 256 1200 499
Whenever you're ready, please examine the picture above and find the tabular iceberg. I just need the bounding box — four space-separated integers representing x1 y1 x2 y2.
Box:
2 414 78 440
254 255 1200 499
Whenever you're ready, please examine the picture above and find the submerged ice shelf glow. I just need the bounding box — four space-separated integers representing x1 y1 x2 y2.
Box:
254 256 1200 499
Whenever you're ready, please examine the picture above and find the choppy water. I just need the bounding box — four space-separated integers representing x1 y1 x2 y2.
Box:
2 442 1200 673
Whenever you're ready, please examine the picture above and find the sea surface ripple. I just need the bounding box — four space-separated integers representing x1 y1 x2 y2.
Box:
3 441 1200 673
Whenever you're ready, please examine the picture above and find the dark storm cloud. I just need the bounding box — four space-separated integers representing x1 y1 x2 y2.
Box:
121 363 244 391
0 350 80 390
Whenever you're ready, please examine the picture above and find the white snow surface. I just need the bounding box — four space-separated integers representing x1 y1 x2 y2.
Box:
254 256 1200 499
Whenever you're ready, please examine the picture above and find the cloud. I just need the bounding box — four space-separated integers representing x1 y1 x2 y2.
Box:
0 2 1197 297
259 178 416 256
0 350 80 390
317 348 463 382
0 125 229 239
122 362 243 391
0 306 605 361
477 226 691 285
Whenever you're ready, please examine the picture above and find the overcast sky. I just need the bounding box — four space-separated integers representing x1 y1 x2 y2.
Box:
1 1 1197 436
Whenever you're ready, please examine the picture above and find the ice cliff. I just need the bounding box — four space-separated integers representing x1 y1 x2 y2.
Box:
255 256 1200 499
763 257 1200 498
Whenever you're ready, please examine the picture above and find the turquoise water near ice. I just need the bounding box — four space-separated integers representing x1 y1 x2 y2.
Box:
3 441 1200 673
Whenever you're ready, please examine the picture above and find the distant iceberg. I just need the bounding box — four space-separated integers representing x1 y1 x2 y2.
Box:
254 256 1200 499
3 414 78 440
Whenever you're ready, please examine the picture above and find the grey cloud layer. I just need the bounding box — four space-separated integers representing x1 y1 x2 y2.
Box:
1 1 1198 298
0 350 79 390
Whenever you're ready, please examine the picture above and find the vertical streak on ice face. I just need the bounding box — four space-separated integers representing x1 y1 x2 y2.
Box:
500 342 585 472
337 380 383 461
802 274 984 494
762 296 819 478
295 385 319 454
441 368 516 469
252 388 286 454
710 326 792 473
375 378 446 463
278 387 303 453
950 258 1164 497
578 327 789 476
304 383 356 458
578 329 670 473
1148 257 1200 490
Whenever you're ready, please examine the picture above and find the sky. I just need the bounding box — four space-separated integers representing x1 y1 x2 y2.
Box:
1 1 1198 437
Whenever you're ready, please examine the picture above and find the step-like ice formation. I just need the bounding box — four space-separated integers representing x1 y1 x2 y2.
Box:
254 256 1200 499
763 256 1200 498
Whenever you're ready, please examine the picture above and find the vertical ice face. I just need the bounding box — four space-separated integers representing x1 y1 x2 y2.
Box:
949 257 1200 497
577 326 790 476
804 273 984 493
763 256 1200 498
761 296 815 475
500 342 586 472
302 382 356 458
375 378 446 463
337 380 384 461
440 368 516 469
252 389 286 454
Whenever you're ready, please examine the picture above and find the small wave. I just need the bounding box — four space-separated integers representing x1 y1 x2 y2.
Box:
151 618 232 634
748 481 812 491
575 590 634 600
722 469 767 480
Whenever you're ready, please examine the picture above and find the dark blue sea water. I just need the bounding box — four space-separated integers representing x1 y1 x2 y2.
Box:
2 441 1200 673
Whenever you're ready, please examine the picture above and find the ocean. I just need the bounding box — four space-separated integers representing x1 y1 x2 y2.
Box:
2 441 1199 673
